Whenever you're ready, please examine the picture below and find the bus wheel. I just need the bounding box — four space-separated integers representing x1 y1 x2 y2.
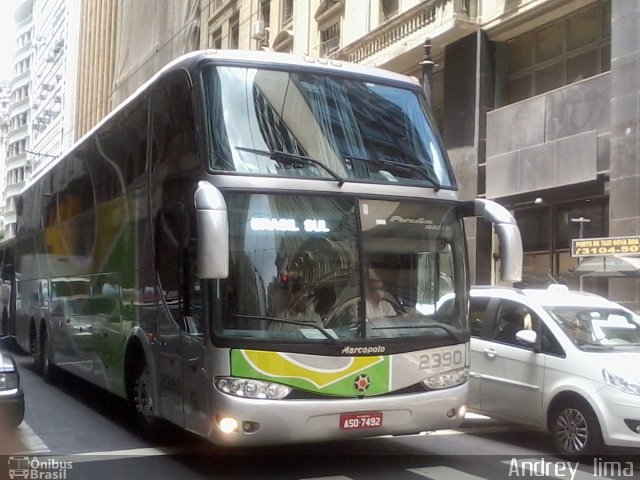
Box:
32 325 41 373
40 329 56 382
133 363 158 432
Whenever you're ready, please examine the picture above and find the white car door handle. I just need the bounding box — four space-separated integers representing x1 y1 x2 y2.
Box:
483 348 498 358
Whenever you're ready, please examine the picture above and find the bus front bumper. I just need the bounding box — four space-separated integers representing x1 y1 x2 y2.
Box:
206 383 467 446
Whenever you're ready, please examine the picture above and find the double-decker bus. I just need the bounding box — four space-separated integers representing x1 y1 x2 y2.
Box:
14 50 522 446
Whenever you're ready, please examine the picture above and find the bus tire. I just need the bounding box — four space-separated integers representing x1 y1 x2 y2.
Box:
132 360 160 436
31 322 41 373
39 328 57 383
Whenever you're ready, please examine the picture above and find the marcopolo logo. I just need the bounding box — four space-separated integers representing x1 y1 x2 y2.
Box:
8 456 73 480
341 345 385 355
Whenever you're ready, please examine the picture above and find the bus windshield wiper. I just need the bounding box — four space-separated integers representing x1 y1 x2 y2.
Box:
345 156 440 191
235 146 345 186
233 314 343 345
369 322 466 342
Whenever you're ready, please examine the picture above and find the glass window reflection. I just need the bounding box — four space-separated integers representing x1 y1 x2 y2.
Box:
205 66 454 187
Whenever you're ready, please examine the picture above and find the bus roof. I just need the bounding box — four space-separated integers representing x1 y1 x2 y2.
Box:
24 49 422 190
178 49 420 86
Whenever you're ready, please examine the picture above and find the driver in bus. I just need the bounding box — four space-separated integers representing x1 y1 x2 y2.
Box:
365 279 398 320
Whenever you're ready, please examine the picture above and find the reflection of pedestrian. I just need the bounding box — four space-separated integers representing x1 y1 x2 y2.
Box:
365 279 397 320
273 280 322 331
313 285 336 320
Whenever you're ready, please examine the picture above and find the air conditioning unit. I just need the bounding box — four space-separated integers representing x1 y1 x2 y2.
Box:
252 20 266 40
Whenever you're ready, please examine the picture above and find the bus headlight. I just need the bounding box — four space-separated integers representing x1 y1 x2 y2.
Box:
422 367 469 390
215 377 292 399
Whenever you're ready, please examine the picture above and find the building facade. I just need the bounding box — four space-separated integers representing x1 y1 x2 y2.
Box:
31 0 80 173
0 81 10 235
5 0 35 238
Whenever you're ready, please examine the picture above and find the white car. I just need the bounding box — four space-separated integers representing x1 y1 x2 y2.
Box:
0 347 24 428
467 284 640 455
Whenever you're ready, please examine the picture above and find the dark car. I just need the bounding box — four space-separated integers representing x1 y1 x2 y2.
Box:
0 348 24 428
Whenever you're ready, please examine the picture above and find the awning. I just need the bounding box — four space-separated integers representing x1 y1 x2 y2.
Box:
570 255 640 277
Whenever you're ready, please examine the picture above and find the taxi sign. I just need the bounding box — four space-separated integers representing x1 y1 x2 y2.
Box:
571 236 640 257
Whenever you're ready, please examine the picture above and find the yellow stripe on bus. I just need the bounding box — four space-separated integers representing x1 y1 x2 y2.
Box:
240 350 384 389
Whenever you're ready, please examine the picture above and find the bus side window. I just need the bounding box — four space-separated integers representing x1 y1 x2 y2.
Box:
151 71 199 177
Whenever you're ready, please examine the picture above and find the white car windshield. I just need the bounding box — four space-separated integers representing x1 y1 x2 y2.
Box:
545 307 640 349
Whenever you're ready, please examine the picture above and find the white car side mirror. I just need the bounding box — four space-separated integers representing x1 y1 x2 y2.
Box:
515 329 537 345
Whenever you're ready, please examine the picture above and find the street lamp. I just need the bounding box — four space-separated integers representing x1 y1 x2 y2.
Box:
512 197 543 208
419 37 436 104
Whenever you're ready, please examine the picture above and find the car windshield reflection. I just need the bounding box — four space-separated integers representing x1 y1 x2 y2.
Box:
546 307 640 348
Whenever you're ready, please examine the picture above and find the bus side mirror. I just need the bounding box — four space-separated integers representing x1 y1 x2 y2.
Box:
194 181 229 279
464 199 523 283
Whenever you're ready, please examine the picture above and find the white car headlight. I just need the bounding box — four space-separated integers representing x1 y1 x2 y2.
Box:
422 367 469 390
602 369 640 396
215 376 292 399
0 372 19 391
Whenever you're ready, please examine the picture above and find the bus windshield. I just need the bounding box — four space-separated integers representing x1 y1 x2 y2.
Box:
216 193 468 344
204 65 454 188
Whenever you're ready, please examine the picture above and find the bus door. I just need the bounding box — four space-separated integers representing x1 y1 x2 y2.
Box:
154 205 185 427
151 69 207 431
180 214 207 436
154 205 208 434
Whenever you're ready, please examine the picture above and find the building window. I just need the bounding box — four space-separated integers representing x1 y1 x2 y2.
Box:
320 22 340 57
213 0 227 10
229 13 239 49
501 0 610 105
381 0 399 21
513 197 608 293
211 27 222 49
260 0 270 29
315 0 344 57
282 0 293 26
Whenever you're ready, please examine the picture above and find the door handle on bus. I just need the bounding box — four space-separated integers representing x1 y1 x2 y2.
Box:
483 348 498 358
